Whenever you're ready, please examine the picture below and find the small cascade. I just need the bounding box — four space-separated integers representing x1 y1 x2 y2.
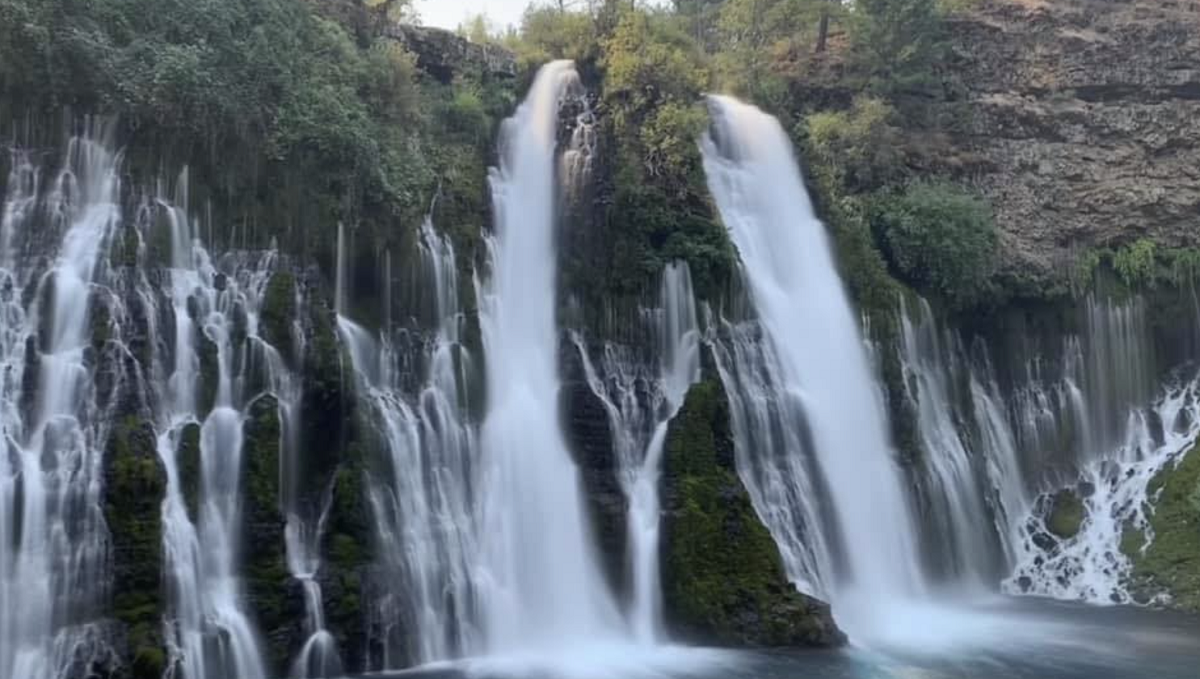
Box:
700 96 925 633
475 59 622 652
897 297 1009 583
152 172 277 679
0 126 121 679
573 261 700 643
337 214 478 666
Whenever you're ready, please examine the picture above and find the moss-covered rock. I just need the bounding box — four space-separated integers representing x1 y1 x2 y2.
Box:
659 380 845 647
240 394 297 675
1046 487 1086 540
299 300 349 505
103 415 168 679
321 461 373 673
260 271 296 362
1125 444 1200 611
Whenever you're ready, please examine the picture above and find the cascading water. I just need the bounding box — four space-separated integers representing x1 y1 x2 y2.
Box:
895 291 1200 606
0 126 121 679
475 59 622 652
337 214 478 667
152 172 278 679
897 296 1011 583
700 96 925 631
573 261 700 643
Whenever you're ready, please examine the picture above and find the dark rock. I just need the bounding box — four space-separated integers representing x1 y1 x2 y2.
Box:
387 24 516 84
560 343 629 601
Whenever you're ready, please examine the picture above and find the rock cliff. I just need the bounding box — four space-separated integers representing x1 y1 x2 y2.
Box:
942 0 1200 282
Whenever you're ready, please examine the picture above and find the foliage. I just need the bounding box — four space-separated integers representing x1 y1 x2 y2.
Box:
871 181 997 309
806 96 906 192
852 0 945 94
0 0 435 253
507 6 599 68
1111 239 1159 289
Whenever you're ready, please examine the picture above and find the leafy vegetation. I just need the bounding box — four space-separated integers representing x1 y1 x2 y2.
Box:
870 181 997 310
1124 444 1200 611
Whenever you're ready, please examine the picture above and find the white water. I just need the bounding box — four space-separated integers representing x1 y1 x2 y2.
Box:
475 59 623 652
153 172 275 679
573 261 700 643
337 214 479 667
0 127 121 679
700 96 925 632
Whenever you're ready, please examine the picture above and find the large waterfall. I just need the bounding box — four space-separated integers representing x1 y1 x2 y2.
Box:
700 96 925 631
475 59 622 653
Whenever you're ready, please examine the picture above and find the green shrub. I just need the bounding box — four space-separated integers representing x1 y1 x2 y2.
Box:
806 96 906 192
872 181 997 309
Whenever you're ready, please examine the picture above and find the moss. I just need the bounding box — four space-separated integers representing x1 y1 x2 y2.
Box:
1046 488 1086 540
131 643 166 679
176 422 202 524
1127 444 1200 611
260 271 296 362
299 302 349 503
241 394 291 674
660 380 844 647
103 415 168 677
322 462 372 666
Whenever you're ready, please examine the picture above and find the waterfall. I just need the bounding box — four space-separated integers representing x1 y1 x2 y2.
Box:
897 297 1011 583
894 291 1200 605
153 171 281 679
700 96 925 630
573 261 700 643
0 126 121 679
337 213 478 666
475 59 622 652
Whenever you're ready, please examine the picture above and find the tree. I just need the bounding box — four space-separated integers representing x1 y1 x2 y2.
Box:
852 0 944 92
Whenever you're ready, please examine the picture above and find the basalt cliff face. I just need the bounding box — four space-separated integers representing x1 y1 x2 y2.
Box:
943 0 1200 281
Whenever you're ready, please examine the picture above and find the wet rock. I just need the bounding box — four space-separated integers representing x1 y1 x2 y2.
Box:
1046 487 1086 539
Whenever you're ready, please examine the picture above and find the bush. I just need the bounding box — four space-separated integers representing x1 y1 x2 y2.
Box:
806 96 906 192
872 182 996 309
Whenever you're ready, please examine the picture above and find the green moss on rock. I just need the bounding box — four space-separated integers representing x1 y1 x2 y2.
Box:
1126 444 1200 611
103 415 168 679
261 271 296 362
241 394 292 674
660 380 845 647
1046 488 1086 540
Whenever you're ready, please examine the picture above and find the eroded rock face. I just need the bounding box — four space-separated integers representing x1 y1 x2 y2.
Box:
943 0 1200 281
387 24 516 83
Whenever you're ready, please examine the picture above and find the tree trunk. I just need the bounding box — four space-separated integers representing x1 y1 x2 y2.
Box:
816 11 830 53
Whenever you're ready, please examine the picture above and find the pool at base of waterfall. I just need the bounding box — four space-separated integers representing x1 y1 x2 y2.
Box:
352 598 1200 679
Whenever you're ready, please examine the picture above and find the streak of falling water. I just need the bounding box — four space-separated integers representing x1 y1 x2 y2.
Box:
573 261 700 643
700 96 925 638
475 59 622 652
